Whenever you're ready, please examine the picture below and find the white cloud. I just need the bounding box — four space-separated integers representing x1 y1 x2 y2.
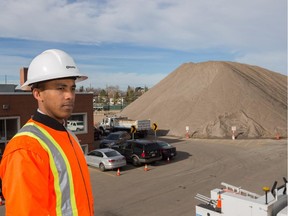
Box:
0 0 285 51
235 51 287 75
0 54 30 84
0 0 286 88
79 71 166 90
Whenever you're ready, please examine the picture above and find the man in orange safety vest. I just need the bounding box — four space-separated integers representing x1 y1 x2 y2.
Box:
0 49 94 215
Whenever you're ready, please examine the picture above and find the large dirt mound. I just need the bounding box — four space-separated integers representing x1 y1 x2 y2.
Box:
120 61 287 138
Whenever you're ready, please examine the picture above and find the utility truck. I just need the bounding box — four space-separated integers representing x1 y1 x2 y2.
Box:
195 178 287 216
99 116 151 137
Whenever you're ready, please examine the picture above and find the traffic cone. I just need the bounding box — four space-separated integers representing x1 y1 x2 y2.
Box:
215 193 222 213
144 164 149 171
116 168 121 176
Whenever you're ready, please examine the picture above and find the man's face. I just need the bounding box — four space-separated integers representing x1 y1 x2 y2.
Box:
33 78 76 122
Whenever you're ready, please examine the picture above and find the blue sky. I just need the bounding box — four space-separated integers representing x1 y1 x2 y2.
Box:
0 0 286 90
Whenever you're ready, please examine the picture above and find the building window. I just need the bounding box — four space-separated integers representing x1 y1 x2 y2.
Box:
0 117 20 153
67 113 87 134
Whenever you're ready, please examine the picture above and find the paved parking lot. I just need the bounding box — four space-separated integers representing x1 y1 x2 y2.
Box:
0 137 287 215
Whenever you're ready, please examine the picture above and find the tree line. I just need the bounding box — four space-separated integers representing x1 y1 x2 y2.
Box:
77 85 149 106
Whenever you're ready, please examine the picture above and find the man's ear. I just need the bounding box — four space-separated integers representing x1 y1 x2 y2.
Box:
32 88 43 102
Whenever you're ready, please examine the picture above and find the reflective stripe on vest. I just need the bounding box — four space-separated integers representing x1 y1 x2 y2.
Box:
15 122 78 216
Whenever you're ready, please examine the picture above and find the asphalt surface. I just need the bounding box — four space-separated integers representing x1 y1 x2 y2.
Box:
0 137 287 215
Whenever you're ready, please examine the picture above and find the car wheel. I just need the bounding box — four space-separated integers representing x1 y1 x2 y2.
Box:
99 163 105 172
132 156 140 166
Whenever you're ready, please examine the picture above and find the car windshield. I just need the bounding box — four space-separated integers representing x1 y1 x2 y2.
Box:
105 151 120 157
106 134 120 140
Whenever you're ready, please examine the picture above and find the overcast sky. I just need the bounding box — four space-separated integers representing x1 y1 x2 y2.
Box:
0 0 286 90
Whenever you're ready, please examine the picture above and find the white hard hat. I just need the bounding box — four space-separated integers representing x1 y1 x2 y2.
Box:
21 49 87 89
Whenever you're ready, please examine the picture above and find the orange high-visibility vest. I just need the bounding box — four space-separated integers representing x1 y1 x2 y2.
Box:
0 117 94 216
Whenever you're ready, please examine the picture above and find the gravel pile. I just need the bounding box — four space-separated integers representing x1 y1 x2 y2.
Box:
120 61 287 138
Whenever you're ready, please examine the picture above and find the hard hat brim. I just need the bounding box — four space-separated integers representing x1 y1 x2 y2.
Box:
21 74 88 89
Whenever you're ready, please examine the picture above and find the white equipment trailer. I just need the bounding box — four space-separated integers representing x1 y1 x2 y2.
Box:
195 179 287 216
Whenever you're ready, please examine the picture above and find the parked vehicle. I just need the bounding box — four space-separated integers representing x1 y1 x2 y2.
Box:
98 116 151 137
67 120 84 132
156 140 177 160
99 131 131 148
112 139 162 166
85 148 126 171
94 127 101 140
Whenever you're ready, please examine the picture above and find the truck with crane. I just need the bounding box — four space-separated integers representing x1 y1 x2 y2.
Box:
195 178 287 216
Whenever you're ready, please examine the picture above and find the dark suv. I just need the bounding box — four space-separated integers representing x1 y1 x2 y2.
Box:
112 139 162 166
99 131 131 148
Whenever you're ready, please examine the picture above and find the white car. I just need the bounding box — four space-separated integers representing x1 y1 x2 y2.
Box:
67 120 84 132
85 149 127 171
